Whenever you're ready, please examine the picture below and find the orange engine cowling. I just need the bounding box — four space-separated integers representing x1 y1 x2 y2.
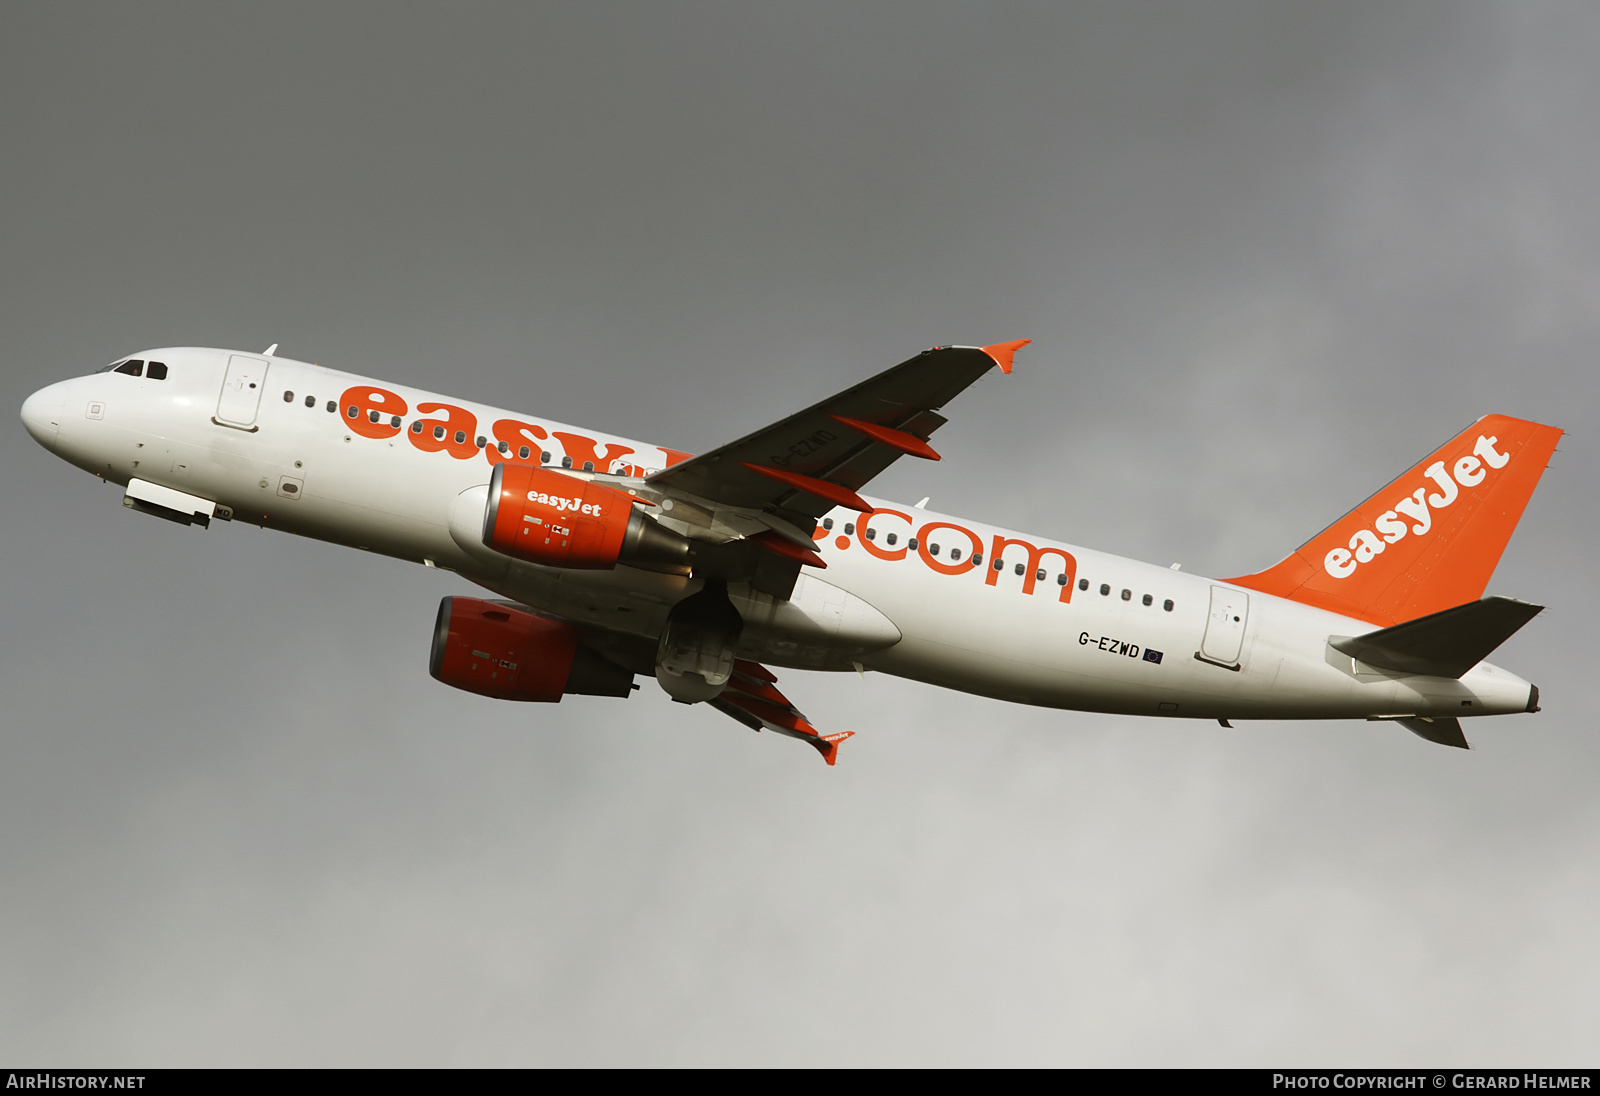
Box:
483 463 689 570
428 596 634 701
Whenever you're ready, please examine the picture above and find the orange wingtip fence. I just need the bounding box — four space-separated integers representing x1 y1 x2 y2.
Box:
717 663 854 765
981 339 1032 374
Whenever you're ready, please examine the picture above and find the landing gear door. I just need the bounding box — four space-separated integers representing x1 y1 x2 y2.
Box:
1199 585 1249 668
215 355 269 429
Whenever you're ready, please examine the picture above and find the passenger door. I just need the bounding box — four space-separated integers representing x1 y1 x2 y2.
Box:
1199 585 1249 668
215 355 269 429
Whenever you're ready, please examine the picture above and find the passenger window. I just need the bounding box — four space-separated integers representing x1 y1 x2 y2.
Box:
541 451 552 463
993 559 1003 572
1142 594 1153 606
146 362 168 380
477 436 488 449
454 430 466 444
283 390 294 402
115 360 143 377
518 446 530 459
433 425 446 440
347 405 359 419
822 518 833 531
498 440 509 453
305 395 316 408
930 543 940 556
1164 599 1174 612
1036 569 1046 582
368 410 380 423
866 528 876 540
908 538 918 550
971 554 982 566
886 533 897 546
582 460 593 470
1079 578 1089 591
949 549 962 561
1100 584 1110 596
1057 574 1068 586
410 421 424 434
391 415 401 428
1015 563 1025 576
1121 589 1131 601
326 401 336 413
844 523 854 535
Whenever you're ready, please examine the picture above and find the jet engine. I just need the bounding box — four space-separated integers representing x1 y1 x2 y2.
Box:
429 596 634 701
482 463 689 570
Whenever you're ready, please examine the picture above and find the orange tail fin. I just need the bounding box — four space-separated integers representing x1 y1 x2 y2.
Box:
1227 415 1562 626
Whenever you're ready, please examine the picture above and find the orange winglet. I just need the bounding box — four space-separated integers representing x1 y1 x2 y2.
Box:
739 462 871 512
829 415 941 460
740 702 852 767
747 530 826 568
816 730 855 766
719 659 852 765
981 338 1031 374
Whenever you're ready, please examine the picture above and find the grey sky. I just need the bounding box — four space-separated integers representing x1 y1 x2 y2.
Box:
2 2 1596 1065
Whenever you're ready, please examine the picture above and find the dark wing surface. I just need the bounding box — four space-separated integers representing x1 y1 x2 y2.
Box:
708 660 855 765
649 341 1028 523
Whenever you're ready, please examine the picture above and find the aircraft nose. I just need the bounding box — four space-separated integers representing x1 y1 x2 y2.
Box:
21 381 65 453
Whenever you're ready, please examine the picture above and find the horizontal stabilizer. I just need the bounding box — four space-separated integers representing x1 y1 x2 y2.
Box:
1330 596 1543 679
1398 716 1470 750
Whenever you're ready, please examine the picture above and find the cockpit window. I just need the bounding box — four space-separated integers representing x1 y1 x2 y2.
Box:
96 361 126 373
114 360 144 377
146 362 167 380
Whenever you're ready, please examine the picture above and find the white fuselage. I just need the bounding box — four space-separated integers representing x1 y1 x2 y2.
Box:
22 348 1537 723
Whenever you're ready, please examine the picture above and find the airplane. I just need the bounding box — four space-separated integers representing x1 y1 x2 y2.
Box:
19 341 1562 763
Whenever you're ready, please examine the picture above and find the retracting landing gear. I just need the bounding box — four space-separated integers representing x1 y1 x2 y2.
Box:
655 580 743 704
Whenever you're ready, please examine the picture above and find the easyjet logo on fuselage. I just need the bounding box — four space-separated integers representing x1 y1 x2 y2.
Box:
337 385 1080 606
1323 434 1511 580
336 384 692 477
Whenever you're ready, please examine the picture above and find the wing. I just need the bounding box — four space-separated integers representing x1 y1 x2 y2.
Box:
708 659 855 765
648 341 1029 525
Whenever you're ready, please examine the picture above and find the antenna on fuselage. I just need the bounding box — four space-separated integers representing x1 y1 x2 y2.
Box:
263 343 278 356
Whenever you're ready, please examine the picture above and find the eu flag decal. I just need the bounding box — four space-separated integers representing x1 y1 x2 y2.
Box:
1143 648 1164 665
